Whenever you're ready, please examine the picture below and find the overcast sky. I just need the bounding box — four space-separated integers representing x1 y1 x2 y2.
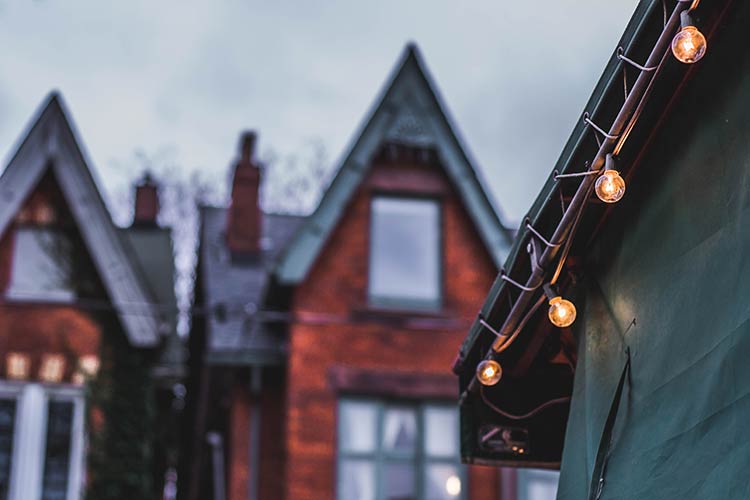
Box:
0 0 638 224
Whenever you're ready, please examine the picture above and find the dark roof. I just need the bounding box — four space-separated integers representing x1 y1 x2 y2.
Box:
121 227 178 333
273 44 513 285
199 206 304 364
0 93 163 346
122 226 186 380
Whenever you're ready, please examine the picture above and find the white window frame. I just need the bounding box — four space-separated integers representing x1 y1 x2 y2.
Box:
336 398 465 500
0 381 85 500
368 195 442 310
516 468 560 500
5 227 76 304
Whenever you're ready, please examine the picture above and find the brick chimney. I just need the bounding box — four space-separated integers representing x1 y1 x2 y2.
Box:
226 131 262 254
133 172 160 227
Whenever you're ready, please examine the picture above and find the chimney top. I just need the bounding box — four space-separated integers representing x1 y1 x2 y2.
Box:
240 131 257 164
226 131 262 255
133 171 160 227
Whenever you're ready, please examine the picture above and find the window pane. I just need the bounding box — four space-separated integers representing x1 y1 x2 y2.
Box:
339 401 377 453
424 406 458 458
382 407 417 455
338 459 376 500
0 400 15 500
383 462 415 500
425 464 463 500
7 229 75 302
369 197 440 306
41 401 74 500
517 469 559 500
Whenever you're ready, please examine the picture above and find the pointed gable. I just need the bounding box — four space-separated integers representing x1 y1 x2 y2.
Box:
274 44 512 285
0 93 161 346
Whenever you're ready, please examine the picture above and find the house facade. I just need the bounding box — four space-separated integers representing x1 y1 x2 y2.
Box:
454 0 744 499
0 94 183 500
182 45 574 500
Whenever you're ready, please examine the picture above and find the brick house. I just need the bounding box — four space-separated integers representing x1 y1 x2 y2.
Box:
0 94 183 499
182 45 568 500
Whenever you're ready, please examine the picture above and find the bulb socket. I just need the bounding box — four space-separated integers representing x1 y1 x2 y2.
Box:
680 10 694 30
604 153 617 172
543 283 558 302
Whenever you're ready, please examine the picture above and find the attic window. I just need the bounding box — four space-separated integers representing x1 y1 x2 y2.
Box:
6 228 75 302
368 196 441 309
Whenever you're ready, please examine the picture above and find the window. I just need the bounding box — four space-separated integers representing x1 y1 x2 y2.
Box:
516 469 559 500
369 197 440 309
337 399 463 500
0 383 84 500
6 228 75 302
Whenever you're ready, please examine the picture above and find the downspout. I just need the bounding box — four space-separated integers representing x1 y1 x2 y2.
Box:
206 432 227 500
248 366 262 500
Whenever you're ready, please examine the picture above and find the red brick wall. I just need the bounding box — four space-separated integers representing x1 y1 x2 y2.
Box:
228 383 251 500
226 367 287 500
0 174 101 383
284 158 500 500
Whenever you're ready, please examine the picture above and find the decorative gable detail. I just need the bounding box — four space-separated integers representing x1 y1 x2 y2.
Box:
273 44 512 286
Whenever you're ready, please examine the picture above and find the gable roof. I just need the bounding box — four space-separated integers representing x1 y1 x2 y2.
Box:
0 93 162 347
273 44 513 285
199 207 305 363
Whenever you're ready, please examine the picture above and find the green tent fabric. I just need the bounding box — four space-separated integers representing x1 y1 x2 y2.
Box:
558 4 750 498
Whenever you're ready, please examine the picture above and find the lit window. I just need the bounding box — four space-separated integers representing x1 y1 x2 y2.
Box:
39 355 65 384
337 399 463 500
517 469 560 500
0 384 84 500
5 354 30 381
72 356 99 386
368 197 440 309
6 228 75 302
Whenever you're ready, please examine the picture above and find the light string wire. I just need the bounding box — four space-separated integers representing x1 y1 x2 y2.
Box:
477 178 591 356
480 386 572 421
493 294 546 354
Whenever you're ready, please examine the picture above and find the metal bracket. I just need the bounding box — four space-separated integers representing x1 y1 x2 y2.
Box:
617 47 657 72
583 112 619 140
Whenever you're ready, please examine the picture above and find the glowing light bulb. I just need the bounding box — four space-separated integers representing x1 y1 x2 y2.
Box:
595 170 626 203
40 354 65 383
548 296 577 328
445 475 462 497
671 12 706 64
6 353 30 380
476 359 502 386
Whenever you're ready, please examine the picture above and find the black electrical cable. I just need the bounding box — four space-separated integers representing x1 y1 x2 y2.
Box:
480 386 571 421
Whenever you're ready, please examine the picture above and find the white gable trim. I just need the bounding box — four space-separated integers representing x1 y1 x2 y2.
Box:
273 45 512 285
0 94 159 346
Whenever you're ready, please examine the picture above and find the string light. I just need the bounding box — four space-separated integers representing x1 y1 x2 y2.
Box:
595 154 626 203
671 11 707 63
40 354 65 383
476 359 502 386
461 1 701 396
544 284 577 328
6 353 30 380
